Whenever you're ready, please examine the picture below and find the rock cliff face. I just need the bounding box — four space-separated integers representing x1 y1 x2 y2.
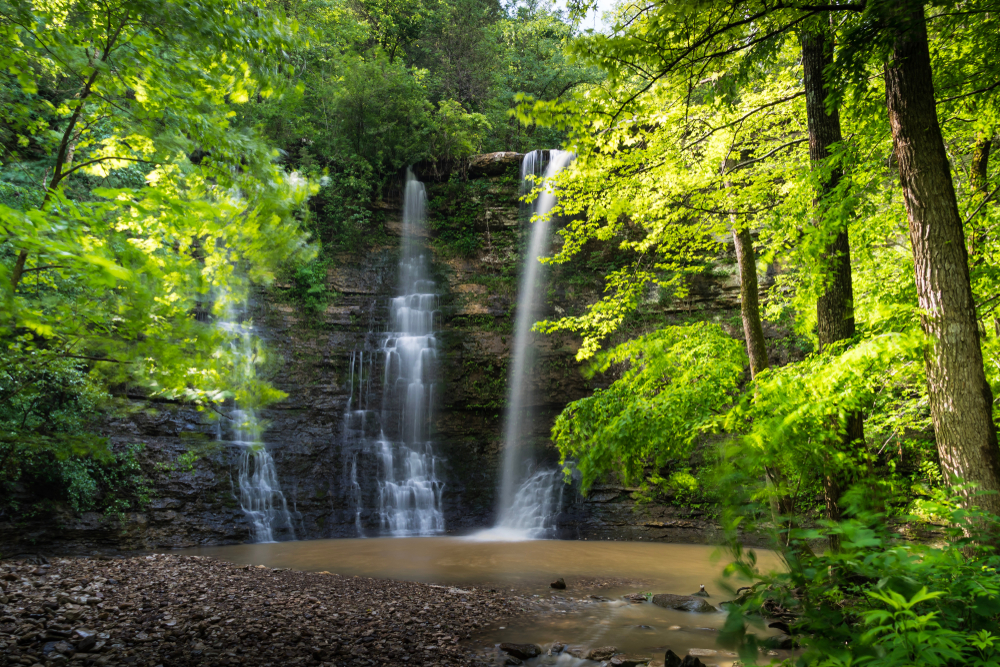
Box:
0 152 790 554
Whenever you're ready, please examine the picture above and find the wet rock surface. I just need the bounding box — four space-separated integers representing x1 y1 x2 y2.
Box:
0 554 529 667
498 643 540 660
650 595 716 614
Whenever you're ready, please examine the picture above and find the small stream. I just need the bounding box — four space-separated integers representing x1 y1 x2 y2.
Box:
179 538 787 666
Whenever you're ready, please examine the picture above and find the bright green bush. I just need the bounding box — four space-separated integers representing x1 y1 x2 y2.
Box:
719 490 1000 666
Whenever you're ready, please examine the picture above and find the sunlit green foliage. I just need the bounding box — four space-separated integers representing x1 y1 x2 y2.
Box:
553 323 746 496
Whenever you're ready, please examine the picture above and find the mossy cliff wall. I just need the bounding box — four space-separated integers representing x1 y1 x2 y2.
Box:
0 152 795 554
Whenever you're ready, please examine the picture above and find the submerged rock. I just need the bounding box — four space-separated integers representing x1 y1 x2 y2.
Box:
500 642 542 660
651 593 717 613
623 592 648 602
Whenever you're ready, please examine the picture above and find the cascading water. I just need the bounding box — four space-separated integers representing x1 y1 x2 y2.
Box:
342 169 445 536
218 305 296 544
474 150 574 541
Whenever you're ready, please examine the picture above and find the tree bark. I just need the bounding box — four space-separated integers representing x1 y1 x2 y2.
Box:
884 4 1000 516
801 26 863 547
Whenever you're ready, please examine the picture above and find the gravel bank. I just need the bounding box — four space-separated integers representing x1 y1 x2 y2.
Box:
0 554 530 667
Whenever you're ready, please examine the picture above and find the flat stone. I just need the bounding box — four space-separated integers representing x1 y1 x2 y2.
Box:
610 655 651 666
651 594 717 613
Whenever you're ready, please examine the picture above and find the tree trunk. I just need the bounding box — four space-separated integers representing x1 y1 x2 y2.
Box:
732 225 769 379
725 164 794 544
884 4 1000 517
801 26 862 548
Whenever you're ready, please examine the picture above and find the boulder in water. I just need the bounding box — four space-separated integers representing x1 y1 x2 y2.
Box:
664 649 683 667
691 584 710 597
610 655 651 666
550 577 566 589
680 657 707 667
588 646 620 660
548 642 565 655
623 592 647 602
651 593 717 613
499 643 542 660
504 657 524 666
763 634 795 650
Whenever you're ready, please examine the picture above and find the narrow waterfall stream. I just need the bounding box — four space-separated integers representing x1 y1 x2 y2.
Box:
218 305 296 543
342 169 445 536
487 149 575 539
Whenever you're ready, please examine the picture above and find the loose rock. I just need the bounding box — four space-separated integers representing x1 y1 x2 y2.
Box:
651 594 717 613
550 578 566 590
588 645 620 660
499 642 542 660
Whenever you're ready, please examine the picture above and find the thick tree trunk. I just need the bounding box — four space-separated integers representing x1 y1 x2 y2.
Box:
732 225 769 379
801 26 862 547
884 5 1000 516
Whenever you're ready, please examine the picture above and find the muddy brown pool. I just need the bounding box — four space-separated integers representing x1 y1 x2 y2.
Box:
178 538 785 666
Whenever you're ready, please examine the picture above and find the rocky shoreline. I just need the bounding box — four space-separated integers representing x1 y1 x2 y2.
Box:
0 555 529 667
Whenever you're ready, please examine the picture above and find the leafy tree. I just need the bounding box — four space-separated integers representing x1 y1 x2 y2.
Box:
0 0 314 429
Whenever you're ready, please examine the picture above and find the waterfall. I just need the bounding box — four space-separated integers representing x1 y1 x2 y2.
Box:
218 306 295 544
343 169 445 536
474 149 574 541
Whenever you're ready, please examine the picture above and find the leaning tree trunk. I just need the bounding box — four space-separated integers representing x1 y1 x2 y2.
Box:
732 223 769 379
723 159 770 378
884 4 1000 518
801 26 863 548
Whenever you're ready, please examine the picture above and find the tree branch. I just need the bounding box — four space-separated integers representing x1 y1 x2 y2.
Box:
937 80 1000 105
61 156 157 178
732 137 809 171
20 265 69 273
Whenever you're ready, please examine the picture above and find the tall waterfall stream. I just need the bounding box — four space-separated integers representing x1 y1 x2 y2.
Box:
343 168 445 536
481 149 576 540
